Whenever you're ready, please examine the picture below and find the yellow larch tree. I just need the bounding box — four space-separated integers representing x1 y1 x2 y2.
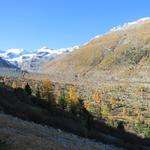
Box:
43 79 55 105
110 96 116 110
83 101 90 110
66 85 79 111
21 82 26 89
92 90 102 105
92 90 103 117
12 81 17 89
101 104 109 118
44 80 52 90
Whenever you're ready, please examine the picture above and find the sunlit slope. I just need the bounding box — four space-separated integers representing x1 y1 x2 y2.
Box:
41 18 150 83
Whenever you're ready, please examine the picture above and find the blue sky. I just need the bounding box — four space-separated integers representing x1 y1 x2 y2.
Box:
0 0 149 51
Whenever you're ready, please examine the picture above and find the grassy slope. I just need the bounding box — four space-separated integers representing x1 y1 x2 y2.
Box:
40 20 150 84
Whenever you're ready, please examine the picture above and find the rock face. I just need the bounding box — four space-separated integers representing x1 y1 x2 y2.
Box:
39 17 150 85
0 57 25 78
0 113 124 150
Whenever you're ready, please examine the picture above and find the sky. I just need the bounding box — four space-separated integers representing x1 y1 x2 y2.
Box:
0 0 149 51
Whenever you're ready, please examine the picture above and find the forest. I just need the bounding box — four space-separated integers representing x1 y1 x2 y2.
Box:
0 76 150 150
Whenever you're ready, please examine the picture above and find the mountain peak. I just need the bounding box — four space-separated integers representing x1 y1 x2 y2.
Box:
0 46 79 72
138 17 150 21
6 48 24 55
37 47 53 53
110 17 150 32
90 17 150 43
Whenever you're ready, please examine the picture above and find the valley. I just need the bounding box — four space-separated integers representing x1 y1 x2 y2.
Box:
0 17 150 150
1 75 150 139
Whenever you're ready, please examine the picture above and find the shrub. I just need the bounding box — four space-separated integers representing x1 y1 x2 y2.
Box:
143 128 150 138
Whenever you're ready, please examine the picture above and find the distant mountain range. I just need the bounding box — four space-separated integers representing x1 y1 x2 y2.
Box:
0 46 79 72
0 17 150 83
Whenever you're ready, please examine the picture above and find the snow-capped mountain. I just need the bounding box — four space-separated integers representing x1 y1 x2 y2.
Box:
109 17 150 32
0 46 79 72
0 48 24 60
90 17 150 42
1 17 149 73
82 17 150 46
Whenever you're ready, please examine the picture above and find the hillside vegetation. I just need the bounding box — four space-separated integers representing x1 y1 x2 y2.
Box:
0 79 150 150
33 18 150 141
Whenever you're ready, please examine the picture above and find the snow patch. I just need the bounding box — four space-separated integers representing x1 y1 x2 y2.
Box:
110 17 150 32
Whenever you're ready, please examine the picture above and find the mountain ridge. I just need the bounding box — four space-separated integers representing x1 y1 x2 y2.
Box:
38 17 150 84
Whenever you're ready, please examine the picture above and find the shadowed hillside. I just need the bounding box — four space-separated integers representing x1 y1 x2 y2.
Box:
0 83 149 150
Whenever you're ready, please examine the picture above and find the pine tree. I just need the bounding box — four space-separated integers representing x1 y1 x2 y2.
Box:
58 91 67 109
36 86 41 99
25 83 32 95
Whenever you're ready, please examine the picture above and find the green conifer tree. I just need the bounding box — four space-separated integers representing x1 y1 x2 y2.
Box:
25 83 32 95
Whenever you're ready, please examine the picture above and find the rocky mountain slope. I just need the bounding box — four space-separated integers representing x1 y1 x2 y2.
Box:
0 58 16 69
39 17 150 85
0 56 48 79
